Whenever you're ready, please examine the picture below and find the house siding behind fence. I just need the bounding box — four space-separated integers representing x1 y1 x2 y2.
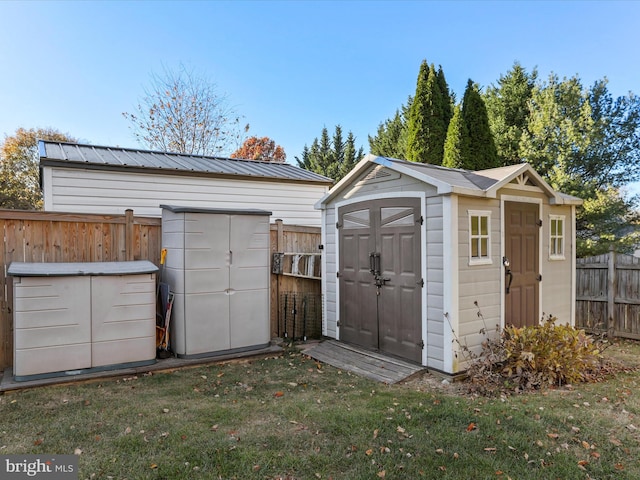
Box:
44 167 328 227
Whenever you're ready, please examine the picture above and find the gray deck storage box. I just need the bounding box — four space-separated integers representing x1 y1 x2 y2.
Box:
8 261 158 380
161 205 271 358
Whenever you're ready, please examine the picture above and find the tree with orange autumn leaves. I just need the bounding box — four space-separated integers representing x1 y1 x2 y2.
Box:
230 136 286 162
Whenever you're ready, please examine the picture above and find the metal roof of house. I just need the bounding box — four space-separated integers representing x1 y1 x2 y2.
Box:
38 141 334 185
317 154 583 207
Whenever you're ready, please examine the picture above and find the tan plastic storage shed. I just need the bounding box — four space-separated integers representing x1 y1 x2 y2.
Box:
161 205 271 358
8 261 158 381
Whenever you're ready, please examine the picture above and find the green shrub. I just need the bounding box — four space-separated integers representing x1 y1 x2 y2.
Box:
466 316 603 394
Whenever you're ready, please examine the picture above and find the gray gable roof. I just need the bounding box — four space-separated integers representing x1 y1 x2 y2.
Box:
39 141 333 185
317 154 582 207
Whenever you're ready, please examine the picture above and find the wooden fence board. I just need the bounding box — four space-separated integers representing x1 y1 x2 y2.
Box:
576 251 640 339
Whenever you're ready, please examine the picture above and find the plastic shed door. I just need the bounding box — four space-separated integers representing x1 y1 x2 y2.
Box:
161 205 271 358
91 274 157 367
13 276 92 377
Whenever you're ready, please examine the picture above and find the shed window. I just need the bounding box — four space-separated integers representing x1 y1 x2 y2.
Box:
549 215 565 260
342 209 370 229
468 210 491 265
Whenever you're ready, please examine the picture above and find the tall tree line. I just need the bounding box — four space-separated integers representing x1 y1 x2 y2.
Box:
318 60 639 256
295 125 364 182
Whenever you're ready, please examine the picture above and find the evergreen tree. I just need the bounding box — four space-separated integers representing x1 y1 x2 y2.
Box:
442 105 467 169
341 132 364 179
295 125 364 182
332 125 345 170
368 96 412 159
406 61 451 165
437 66 454 130
520 73 640 255
484 62 537 165
460 79 499 170
406 61 431 163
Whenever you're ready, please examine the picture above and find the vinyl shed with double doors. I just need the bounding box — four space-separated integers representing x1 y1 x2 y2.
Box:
316 155 582 376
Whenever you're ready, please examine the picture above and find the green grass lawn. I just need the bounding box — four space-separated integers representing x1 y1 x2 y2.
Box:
1 340 639 480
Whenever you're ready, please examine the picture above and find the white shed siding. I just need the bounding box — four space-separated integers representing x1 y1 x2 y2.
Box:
456 197 502 368
541 203 574 324
44 167 328 227
425 196 445 371
323 207 338 338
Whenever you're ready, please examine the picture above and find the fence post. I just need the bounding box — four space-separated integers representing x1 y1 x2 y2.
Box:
125 209 134 261
276 219 284 337
607 246 616 338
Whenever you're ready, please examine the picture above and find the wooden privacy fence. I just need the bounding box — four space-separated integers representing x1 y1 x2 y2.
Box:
0 210 321 370
575 250 640 339
270 220 322 340
0 209 162 369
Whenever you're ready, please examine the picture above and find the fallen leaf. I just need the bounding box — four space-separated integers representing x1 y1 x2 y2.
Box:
614 463 624 470
467 422 477 432
217 372 225 378
211 424 219 431
162 408 170 413
610 437 622 446
547 433 558 439
496 471 503 475
536 440 544 447
373 428 379 439
365 449 373 456
435 448 444 454
438 466 446 471
397 426 406 434
581 441 590 449
590 452 601 459
124 427 131 435
377 471 386 478
484 447 497 452
150 463 158 469
33 439 43 446
74 448 82 456
453 452 459 459
253 465 260 472
578 460 589 466
274 391 284 398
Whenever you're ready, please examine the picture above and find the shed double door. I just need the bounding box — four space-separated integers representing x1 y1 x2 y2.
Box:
338 198 422 363
163 209 271 357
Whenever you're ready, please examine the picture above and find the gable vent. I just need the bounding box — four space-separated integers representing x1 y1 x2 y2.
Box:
364 169 392 181
356 167 400 186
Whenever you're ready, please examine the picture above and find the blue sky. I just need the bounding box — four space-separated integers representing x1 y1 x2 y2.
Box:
1 0 639 192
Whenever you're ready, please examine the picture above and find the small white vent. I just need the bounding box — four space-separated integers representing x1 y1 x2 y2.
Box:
356 167 400 185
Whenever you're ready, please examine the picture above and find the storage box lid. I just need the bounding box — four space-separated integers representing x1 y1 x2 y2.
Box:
7 260 159 277
160 204 272 216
